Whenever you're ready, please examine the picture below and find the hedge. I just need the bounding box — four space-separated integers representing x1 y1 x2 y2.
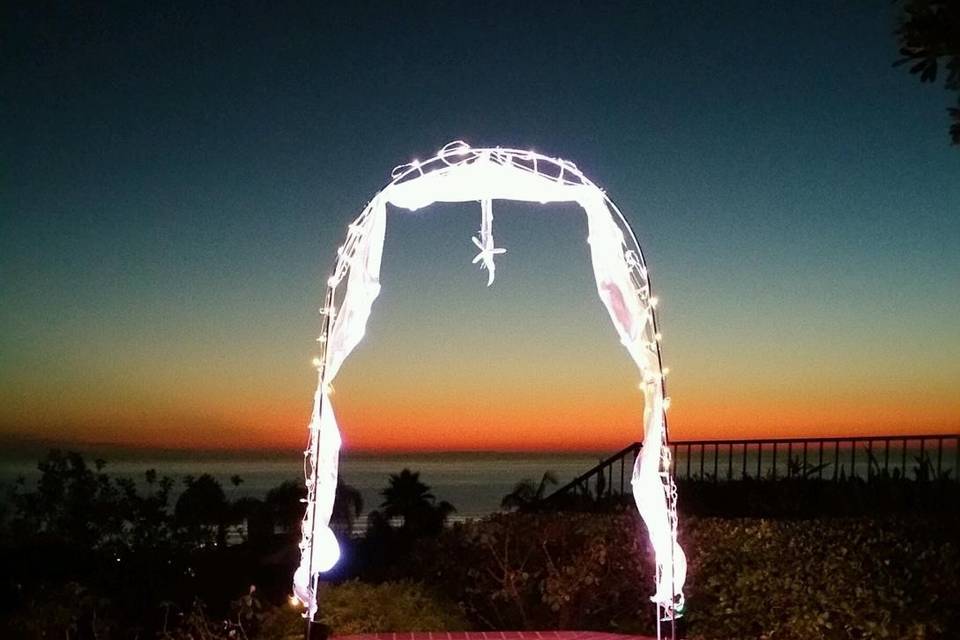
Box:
405 511 959 639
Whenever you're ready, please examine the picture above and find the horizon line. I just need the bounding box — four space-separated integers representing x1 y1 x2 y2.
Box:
2 429 958 460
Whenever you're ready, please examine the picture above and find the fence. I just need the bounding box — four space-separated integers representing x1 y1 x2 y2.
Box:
544 434 959 502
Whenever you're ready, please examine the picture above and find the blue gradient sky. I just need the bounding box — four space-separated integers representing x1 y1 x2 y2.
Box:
2 1 958 451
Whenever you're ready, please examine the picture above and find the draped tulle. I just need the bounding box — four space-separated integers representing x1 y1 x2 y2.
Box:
294 146 685 619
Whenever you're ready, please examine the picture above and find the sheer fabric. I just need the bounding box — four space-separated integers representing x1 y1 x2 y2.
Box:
294 147 685 619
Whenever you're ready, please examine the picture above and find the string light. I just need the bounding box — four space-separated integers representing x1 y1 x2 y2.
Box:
293 141 685 621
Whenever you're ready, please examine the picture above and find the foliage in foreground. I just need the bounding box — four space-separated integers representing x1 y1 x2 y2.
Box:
407 511 959 639
682 516 959 639
3 450 957 639
2 580 466 640
4 511 958 639
409 512 651 632
316 580 470 636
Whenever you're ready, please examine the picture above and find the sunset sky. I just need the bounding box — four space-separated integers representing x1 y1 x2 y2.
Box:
2 2 958 452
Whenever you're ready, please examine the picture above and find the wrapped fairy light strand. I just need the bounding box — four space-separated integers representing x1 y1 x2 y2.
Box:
293 142 685 634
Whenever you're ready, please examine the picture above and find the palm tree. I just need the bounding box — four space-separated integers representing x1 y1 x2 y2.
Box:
379 469 455 535
380 469 436 521
264 480 306 534
175 474 228 545
500 471 558 511
425 499 456 535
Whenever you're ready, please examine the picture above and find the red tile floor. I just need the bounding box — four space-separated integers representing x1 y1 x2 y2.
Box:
336 633 656 640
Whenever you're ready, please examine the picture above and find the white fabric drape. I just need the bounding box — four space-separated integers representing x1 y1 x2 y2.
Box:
295 151 685 617
325 197 388 383
293 199 387 617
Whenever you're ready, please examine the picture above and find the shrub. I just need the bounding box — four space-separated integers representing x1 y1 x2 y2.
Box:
683 516 960 639
409 511 959 639
317 580 470 635
157 581 468 640
0 582 120 640
410 511 654 632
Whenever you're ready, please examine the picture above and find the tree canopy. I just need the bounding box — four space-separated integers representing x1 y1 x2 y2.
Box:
895 0 960 144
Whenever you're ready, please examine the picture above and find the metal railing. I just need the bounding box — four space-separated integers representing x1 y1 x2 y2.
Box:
544 442 641 503
544 434 959 502
671 434 959 482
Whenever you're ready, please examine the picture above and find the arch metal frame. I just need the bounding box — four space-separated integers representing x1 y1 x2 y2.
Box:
293 141 685 638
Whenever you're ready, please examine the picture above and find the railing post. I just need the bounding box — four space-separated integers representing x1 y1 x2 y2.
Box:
713 443 719 482
620 456 632 496
937 437 943 478
833 442 840 481
902 438 908 479
851 440 856 480
884 438 890 476
955 437 959 483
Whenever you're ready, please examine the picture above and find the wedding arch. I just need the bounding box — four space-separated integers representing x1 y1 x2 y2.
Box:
292 141 686 627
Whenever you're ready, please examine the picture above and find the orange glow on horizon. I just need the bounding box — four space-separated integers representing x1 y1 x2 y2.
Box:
8 388 954 454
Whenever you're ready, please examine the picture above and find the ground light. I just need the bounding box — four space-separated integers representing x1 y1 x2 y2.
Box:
293 142 686 639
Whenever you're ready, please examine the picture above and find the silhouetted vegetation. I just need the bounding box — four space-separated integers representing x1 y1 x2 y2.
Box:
0 451 461 639
376 468 455 538
894 0 960 144
399 511 959 638
500 471 558 511
346 469 457 582
0 451 325 637
2 450 957 638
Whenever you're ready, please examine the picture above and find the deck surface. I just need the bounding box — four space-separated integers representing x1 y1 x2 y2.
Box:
336 633 655 640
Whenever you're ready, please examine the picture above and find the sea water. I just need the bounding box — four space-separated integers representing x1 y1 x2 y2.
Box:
0 450 605 522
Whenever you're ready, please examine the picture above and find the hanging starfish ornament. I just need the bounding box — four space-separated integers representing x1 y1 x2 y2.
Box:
472 234 506 286
472 198 506 286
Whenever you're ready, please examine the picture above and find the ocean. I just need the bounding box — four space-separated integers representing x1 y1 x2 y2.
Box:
3 440 954 524
0 450 606 521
